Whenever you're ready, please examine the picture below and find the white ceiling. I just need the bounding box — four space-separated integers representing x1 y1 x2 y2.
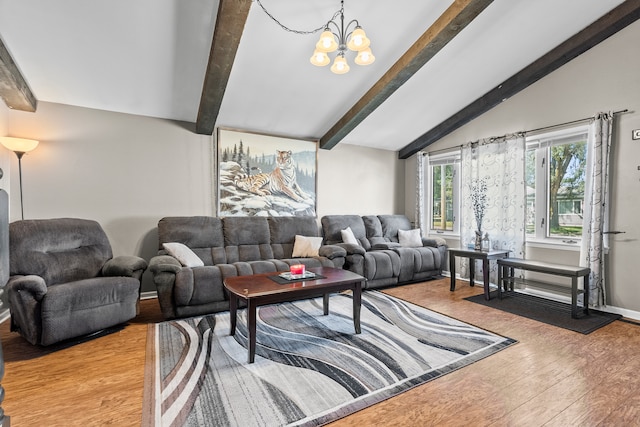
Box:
0 0 628 151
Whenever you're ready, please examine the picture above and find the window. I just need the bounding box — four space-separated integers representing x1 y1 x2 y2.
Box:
526 126 588 242
427 151 460 235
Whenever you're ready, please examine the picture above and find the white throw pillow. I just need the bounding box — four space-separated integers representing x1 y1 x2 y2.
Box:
398 229 423 248
292 235 323 257
163 242 204 267
341 227 360 246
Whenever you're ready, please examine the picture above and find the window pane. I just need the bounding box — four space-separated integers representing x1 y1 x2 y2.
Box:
525 149 536 235
548 141 586 237
431 165 454 231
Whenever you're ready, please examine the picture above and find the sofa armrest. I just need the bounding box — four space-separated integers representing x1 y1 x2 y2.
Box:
149 255 184 320
6 275 48 344
318 244 347 259
6 275 47 301
422 237 447 248
103 255 148 279
336 243 366 256
149 255 182 275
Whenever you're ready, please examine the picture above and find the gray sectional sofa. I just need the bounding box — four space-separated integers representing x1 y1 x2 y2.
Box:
321 215 447 289
149 216 346 319
150 214 446 320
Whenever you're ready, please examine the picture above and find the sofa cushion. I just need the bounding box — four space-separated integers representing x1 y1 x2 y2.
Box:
321 215 371 250
292 235 323 257
9 218 113 286
268 217 320 259
158 216 224 265
398 229 423 248
378 215 413 243
268 217 319 242
41 276 139 345
162 242 204 267
223 217 274 262
362 215 387 247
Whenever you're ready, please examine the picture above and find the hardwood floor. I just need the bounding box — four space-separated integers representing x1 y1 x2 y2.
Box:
2 278 639 426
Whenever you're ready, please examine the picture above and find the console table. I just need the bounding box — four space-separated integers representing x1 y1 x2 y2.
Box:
448 248 510 300
497 258 590 319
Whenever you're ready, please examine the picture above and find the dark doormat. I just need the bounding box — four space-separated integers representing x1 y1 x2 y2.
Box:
465 291 621 334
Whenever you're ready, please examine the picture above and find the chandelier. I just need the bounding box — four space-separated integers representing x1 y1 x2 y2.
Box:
255 0 375 75
309 0 375 74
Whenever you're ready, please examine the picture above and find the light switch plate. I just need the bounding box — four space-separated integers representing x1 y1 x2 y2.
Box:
633 129 640 140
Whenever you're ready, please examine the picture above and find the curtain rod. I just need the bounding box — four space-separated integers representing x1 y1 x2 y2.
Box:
420 109 629 156
525 109 628 135
419 144 462 156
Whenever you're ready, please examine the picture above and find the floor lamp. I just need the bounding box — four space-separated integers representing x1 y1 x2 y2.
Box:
0 137 39 220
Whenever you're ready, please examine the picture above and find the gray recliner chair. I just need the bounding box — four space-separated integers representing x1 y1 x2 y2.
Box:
6 218 147 346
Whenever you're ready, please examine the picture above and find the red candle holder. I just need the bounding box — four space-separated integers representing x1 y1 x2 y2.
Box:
290 264 305 275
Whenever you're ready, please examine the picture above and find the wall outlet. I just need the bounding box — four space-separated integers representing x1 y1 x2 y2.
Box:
633 129 640 140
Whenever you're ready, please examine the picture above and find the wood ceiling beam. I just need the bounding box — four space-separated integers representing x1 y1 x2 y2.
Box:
318 0 494 150
399 0 640 159
196 0 251 135
0 37 37 112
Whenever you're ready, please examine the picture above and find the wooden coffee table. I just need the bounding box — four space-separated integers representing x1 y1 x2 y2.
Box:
223 266 365 363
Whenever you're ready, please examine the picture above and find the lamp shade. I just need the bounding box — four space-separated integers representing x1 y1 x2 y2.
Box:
310 49 330 67
355 48 375 66
347 27 370 51
330 55 350 74
0 137 39 153
316 30 338 53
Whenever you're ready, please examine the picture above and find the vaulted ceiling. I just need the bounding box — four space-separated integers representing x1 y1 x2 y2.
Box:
1 0 638 158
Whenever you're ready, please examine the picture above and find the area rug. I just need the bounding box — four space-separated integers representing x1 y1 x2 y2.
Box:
143 291 516 427
465 291 621 334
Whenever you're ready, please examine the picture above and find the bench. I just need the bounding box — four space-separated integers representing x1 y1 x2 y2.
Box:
497 258 590 319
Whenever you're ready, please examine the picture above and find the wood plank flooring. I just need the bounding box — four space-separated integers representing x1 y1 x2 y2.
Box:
2 278 639 426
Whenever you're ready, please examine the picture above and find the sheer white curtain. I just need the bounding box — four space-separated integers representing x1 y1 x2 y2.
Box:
580 112 613 307
459 136 527 283
415 152 427 236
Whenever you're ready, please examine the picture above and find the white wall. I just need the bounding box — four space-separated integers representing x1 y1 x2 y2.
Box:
4 102 404 292
318 143 404 216
405 20 640 315
0 104 10 194
0 104 7 142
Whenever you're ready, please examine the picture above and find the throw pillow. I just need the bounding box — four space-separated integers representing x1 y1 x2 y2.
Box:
292 235 323 257
163 242 204 267
398 229 423 248
341 227 360 246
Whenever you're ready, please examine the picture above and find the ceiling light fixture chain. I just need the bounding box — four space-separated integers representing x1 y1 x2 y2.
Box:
254 0 341 35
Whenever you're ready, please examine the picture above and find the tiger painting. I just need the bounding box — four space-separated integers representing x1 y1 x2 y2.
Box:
234 150 310 202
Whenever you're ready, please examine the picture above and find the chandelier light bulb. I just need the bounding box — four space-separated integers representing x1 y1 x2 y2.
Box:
330 54 350 74
354 48 375 66
310 49 330 67
347 27 370 51
316 30 338 53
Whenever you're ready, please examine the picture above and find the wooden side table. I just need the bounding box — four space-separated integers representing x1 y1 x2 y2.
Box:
448 248 510 300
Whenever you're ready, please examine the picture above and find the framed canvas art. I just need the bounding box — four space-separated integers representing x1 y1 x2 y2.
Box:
216 128 317 217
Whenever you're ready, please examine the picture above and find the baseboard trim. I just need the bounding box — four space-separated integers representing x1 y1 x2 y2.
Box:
141 290 158 300
0 307 9 324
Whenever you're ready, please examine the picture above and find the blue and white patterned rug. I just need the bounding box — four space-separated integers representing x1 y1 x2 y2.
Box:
143 291 516 427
